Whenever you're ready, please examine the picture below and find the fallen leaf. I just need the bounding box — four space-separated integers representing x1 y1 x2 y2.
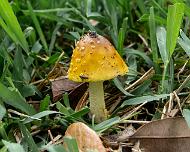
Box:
75 91 89 111
64 122 106 152
51 76 82 101
127 117 190 152
68 83 88 108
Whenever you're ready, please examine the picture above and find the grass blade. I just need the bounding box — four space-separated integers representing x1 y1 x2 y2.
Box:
149 7 160 73
0 82 36 115
68 107 90 118
160 3 184 93
19 123 40 152
132 79 152 95
178 30 190 57
49 22 62 54
166 3 184 58
117 17 128 56
0 18 18 44
138 14 166 25
63 137 79 152
0 123 8 140
27 0 48 54
110 6 118 38
113 78 133 96
45 144 67 152
121 94 170 106
152 0 167 15
93 116 120 133
117 28 125 56
2 140 25 152
40 95 50 111
0 103 6 120
23 111 59 124
168 58 174 92
136 0 146 14
125 48 153 66
0 0 29 53
67 3 95 31
86 0 92 17
183 109 190 128
0 146 7 152
156 27 168 65
56 102 71 116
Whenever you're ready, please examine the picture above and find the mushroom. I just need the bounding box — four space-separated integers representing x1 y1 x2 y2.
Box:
64 122 106 152
68 31 128 122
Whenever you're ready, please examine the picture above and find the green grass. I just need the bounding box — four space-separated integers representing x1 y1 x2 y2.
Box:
1 0 190 151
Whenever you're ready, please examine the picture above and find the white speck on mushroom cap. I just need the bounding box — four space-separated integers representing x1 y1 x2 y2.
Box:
81 46 85 50
76 58 81 63
91 45 95 49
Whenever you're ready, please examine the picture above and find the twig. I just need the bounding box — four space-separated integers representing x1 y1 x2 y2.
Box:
127 42 135 48
138 34 152 52
75 90 89 111
177 60 188 83
38 51 66 89
47 135 63 145
168 93 174 115
121 101 148 120
161 93 174 119
28 101 40 104
31 79 44 85
8 109 40 120
8 109 29 117
173 91 183 114
175 73 190 94
31 130 41 136
109 97 122 114
48 130 55 144
125 67 155 91
162 73 190 117
120 120 150 124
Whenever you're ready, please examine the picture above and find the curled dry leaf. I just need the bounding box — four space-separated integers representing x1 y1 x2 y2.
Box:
68 82 88 109
127 117 190 152
51 76 87 102
64 122 106 152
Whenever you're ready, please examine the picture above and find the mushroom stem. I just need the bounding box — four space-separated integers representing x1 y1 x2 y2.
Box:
89 81 107 122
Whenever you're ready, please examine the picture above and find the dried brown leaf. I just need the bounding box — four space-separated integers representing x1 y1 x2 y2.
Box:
51 76 82 101
64 122 106 152
127 117 190 152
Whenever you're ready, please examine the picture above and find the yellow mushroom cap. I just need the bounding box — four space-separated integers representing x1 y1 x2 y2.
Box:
68 32 128 82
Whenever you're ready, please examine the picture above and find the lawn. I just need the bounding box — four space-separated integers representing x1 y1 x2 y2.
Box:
0 0 190 152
